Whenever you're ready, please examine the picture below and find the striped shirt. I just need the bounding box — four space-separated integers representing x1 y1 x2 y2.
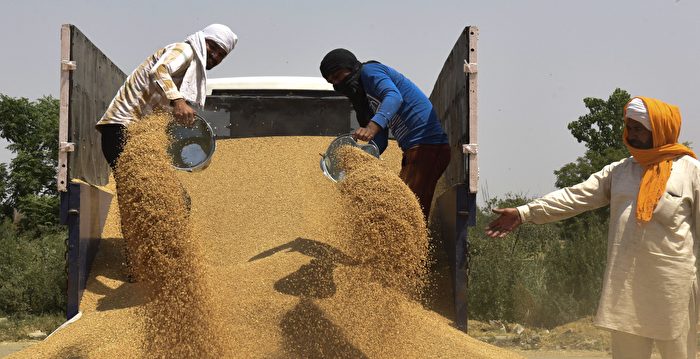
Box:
96 42 194 127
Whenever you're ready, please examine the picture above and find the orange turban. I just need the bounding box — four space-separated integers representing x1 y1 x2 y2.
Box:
623 96 696 222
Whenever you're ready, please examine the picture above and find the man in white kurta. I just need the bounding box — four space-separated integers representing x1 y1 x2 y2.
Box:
486 97 699 359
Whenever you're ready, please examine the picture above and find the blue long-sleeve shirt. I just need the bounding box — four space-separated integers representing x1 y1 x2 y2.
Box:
360 62 448 153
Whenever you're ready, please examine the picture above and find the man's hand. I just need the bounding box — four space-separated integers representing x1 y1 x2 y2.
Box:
172 99 195 126
352 121 382 141
485 208 522 238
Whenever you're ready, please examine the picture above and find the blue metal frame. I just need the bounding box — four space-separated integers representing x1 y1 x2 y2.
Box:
60 182 111 320
435 184 477 331
60 183 81 319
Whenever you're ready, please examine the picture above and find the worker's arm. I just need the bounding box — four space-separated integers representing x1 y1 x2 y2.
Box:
353 64 403 146
371 127 389 154
362 64 403 131
353 121 382 142
150 43 196 125
351 64 403 143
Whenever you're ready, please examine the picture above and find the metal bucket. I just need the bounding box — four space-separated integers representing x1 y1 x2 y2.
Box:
320 134 380 182
167 114 216 172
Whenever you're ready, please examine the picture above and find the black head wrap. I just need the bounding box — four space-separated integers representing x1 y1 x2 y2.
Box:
320 48 359 79
320 49 373 127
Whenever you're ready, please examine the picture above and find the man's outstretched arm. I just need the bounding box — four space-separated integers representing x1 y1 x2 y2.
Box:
485 208 522 238
485 160 619 238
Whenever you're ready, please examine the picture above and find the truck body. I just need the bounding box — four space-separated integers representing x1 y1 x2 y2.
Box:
58 24 478 330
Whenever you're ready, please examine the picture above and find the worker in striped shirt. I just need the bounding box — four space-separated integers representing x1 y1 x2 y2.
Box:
96 24 236 282
96 23 237 170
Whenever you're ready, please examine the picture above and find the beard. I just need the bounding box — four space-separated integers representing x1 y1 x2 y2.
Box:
629 139 652 149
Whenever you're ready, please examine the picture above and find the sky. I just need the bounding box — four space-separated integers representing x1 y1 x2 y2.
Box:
1 0 699 204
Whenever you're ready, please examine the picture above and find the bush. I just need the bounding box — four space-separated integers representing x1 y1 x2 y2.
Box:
467 194 608 328
540 211 608 326
468 194 557 324
0 220 66 315
0 313 66 341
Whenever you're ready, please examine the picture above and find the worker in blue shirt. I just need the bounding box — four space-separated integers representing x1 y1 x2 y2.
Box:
320 48 451 221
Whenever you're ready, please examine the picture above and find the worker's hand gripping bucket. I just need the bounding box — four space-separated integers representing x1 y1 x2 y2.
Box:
167 114 216 172
320 134 380 182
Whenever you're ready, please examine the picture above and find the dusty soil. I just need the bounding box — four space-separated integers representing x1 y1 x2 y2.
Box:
0 342 37 358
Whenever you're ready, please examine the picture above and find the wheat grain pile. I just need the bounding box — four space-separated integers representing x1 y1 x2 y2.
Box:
9 125 522 358
333 145 429 299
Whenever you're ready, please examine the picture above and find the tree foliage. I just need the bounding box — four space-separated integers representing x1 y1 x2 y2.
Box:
0 220 66 314
0 94 60 229
555 89 631 188
0 94 65 316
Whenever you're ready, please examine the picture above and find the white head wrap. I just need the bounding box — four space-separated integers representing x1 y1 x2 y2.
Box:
202 24 238 54
626 97 651 131
180 24 238 108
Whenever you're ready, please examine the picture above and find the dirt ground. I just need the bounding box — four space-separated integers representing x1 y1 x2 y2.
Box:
516 349 610 358
516 350 678 359
0 342 37 358
0 342 616 359
0 342 611 358
0 343 680 358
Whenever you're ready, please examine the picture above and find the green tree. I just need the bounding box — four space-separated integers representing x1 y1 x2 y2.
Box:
0 95 60 229
0 94 66 316
554 88 631 188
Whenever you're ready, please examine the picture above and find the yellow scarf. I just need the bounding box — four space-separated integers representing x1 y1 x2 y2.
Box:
623 96 696 222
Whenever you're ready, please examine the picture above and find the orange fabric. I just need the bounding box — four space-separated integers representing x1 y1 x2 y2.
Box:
623 96 697 222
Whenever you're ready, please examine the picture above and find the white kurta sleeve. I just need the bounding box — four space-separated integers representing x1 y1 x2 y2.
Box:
517 162 616 224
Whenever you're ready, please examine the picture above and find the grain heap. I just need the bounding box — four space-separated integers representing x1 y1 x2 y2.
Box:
288 144 429 357
9 135 522 359
332 145 429 299
113 112 222 358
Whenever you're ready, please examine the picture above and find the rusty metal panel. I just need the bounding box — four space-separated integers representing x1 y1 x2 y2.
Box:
429 26 478 192
65 24 126 187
